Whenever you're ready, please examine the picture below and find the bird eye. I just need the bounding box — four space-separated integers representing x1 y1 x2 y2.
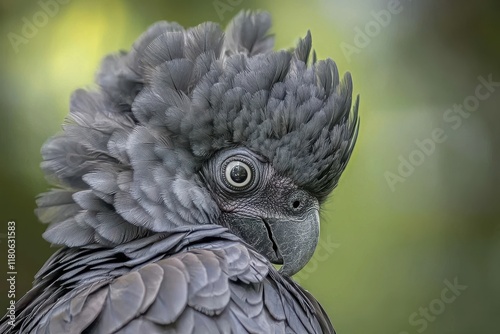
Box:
224 160 253 189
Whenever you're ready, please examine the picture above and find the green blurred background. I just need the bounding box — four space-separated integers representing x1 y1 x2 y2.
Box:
1 0 499 333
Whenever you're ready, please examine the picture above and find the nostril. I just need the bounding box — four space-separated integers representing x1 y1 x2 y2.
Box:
289 190 308 212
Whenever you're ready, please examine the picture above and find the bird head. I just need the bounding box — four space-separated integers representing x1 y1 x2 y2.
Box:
37 11 359 277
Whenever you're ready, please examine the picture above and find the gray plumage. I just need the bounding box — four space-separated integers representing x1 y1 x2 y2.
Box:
1 10 358 334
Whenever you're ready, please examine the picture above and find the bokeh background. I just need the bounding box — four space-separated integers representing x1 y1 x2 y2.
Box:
1 0 499 333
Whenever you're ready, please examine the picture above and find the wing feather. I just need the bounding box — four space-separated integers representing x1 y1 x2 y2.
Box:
3 239 332 333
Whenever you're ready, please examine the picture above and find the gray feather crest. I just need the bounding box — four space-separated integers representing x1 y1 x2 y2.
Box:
37 10 359 248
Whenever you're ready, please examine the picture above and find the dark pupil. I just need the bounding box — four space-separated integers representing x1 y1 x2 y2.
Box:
230 165 248 184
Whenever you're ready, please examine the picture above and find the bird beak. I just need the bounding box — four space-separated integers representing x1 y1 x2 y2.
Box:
221 209 320 277
263 209 320 276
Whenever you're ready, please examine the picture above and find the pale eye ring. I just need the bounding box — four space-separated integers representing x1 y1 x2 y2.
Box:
224 160 253 189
